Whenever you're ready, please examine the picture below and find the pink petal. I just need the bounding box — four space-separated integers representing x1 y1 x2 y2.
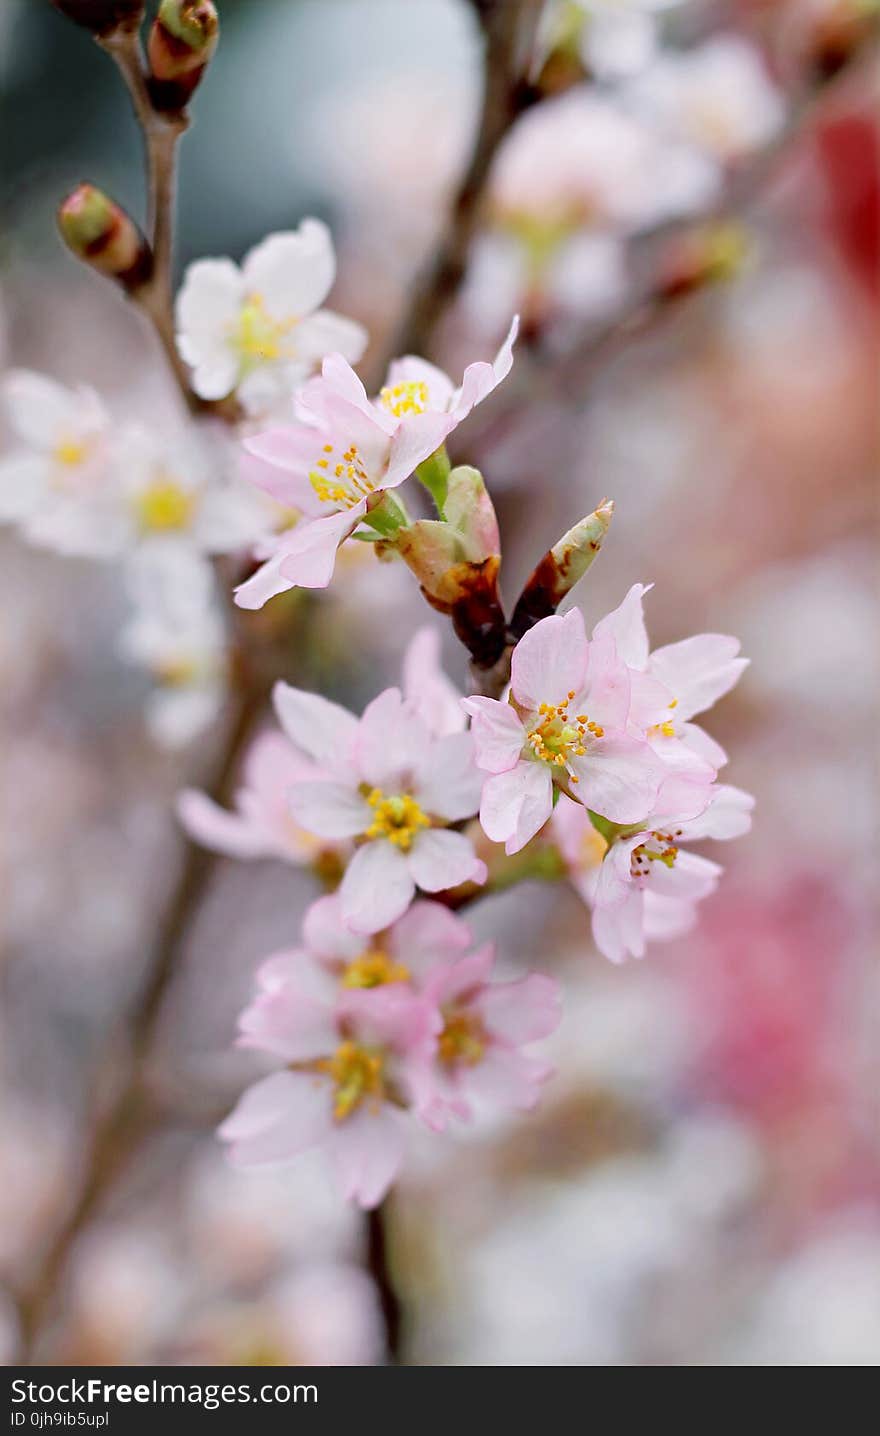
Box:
272 683 358 769
388 900 472 978
461 695 525 774
402 626 464 736
219 1071 330 1166
450 315 519 421
326 1105 408 1208
302 893 367 963
478 972 562 1045
408 828 487 892
681 783 754 841
479 761 554 855
648 634 748 720
590 582 652 669
288 780 370 840
176 788 271 860
237 980 338 1063
414 731 482 821
570 734 664 824
341 841 415 934
511 608 588 711
592 889 646 963
646 849 721 900
276 505 363 589
356 687 428 790
383 411 456 490
234 549 296 610
581 632 631 731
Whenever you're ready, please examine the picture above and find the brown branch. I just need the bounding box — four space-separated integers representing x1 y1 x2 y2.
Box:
366 1200 404 1364
388 0 543 363
98 26 199 409
13 660 270 1362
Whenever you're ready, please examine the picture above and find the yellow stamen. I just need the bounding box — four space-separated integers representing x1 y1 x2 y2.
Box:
53 438 88 467
135 478 196 532
438 1011 486 1068
364 788 430 851
231 292 297 367
308 441 376 508
379 380 429 418
341 949 410 989
315 1040 385 1121
526 693 603 772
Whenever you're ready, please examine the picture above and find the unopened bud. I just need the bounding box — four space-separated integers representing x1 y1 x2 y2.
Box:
392 466 507 668
147 0 219 112
511 498 613 638
57 183 151 289
49 1 144 35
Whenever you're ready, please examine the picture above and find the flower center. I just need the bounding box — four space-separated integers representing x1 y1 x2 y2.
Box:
315 1040 385 1122
438 1011 486 1068
364 789 430 851
153 655 199 687
341 949 410 989
309 442 377 509
630 829 683 880
379 380 429 418
135 477 196 532
232 292 296 369
648 698 678 741
526 691 603 785
53 437 89 468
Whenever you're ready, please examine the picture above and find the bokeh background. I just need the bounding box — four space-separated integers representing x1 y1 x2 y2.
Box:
1 0 878 1365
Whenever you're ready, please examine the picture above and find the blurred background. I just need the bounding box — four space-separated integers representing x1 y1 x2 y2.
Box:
1 0 878 1365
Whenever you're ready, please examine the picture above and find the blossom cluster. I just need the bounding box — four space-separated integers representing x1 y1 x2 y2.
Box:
183 595 752 1202
0 10 764 1214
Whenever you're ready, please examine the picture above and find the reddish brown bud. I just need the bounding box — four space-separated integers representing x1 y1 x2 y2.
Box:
49 1 144 35
57 183 152 290
511 499 613 639
147 0 219 112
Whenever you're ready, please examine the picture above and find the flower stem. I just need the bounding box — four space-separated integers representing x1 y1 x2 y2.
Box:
12 663 270 1362
367 1199 404 1363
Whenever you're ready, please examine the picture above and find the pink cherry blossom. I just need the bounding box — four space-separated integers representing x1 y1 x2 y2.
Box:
590 783 755 963
278 683 486 933
589 581 749 775
376 316 518 431
221 979 439 1208
258 892 473 995
234 324 518 610
464 607 665 855
412 945 562 1131
176 730 346 866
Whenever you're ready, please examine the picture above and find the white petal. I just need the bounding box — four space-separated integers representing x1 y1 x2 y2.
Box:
272 682 359 769
341 841 415 935
243 221 336 320
408 828 485 893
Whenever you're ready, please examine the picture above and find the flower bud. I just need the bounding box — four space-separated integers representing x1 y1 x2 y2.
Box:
392 467 507 667
511 498 613 637
49 1 144 35
147 0 219 112
57 183 151 290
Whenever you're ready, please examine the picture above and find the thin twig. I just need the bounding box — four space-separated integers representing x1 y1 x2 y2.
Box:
13 664 269 1362
367 1201 404 1363
388 0 543 364
99 27 198 409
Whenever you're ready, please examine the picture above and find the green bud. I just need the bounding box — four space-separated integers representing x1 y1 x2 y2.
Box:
147 0 219 112
511 498 613 637
57 183 151 289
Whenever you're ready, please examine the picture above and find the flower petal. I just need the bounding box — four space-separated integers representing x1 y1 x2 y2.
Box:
242 221 336 319
461 695 525 774
176 788 272 860
288 780 370 840
648 634 748 720
272 682 358 768
414 731 482 821
219 1071 330 1166
341 841 415 934
407 828 487 893
591 582 652 669
478 973 562 1045
326 1104 408 1208
510 608 588 710
479 761 554 855
570 733 663 824
356 687 429 790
